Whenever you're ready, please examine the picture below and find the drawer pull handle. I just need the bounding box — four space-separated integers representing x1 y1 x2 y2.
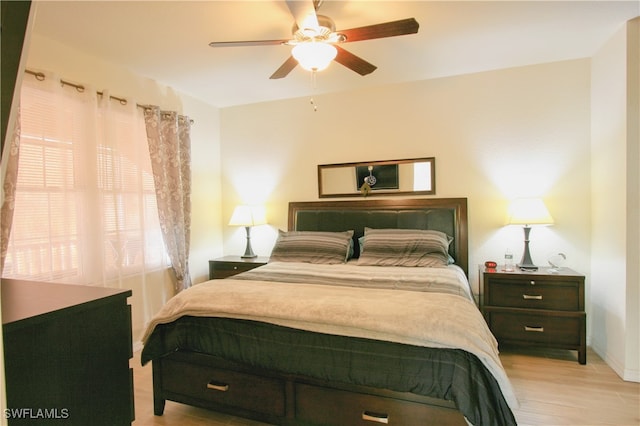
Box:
233 266 238 270
362 411 389 424
206 381 229 392
523 294 543 300
530 280 536 285
524 326 544 333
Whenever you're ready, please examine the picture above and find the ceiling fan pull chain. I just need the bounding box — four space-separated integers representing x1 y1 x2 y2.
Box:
309 70 319 111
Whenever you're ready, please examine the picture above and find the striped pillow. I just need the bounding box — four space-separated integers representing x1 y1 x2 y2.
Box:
358 228 451 267
270 230 354 264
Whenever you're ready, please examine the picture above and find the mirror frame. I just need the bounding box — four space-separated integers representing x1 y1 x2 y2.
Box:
318 157 436 198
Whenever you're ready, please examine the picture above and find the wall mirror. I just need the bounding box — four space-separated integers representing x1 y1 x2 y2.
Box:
318 157 435 198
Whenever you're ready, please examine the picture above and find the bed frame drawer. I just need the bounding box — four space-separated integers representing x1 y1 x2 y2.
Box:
161 358 286 417
295 383 466 426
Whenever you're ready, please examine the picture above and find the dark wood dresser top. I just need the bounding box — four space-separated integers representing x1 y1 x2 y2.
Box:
2 278 131 329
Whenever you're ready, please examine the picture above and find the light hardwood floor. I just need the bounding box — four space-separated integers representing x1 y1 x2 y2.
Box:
132 346 639 425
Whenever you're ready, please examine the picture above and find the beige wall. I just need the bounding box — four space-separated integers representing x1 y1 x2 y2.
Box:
591 17 640 381
627 18 640 383
221 59 592 301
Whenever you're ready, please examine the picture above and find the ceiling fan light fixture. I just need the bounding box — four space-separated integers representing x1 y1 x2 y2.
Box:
292 42 337 72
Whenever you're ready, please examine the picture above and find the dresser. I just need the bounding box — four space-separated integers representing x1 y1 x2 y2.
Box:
481 266 586 364
2 279 134 425
208 256 269 279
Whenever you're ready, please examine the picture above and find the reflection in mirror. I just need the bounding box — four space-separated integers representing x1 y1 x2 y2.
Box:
318 158 435 198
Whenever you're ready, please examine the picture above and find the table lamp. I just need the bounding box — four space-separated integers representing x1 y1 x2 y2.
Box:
229 205 267 258
506 198 554 271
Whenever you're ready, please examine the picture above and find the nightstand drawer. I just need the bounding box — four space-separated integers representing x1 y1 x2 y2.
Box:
487 309 585 346
486 279 580 311
209 256 269 280
212 262 255 278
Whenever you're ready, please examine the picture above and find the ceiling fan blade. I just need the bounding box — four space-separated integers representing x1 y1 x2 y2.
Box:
286 0 319 32
209 39 289 48
270 56 298 79
338 18 419 43
333 45 377 76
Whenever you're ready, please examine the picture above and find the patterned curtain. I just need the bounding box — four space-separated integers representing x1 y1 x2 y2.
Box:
0 113 21 274
144 107 192 292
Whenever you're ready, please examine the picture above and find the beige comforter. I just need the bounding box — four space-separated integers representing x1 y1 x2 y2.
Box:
142 277 518 409
232 261 474 300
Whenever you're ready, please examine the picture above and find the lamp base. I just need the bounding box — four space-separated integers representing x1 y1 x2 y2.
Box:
241 226 257 258
518 225 538 271
518 264 539 271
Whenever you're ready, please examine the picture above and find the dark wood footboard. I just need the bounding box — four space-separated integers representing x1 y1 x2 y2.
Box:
152 351 467 425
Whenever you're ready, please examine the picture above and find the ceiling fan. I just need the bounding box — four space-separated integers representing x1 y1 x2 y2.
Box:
208 0 419 79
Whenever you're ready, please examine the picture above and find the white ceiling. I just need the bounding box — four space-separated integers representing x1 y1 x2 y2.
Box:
29 1 639 108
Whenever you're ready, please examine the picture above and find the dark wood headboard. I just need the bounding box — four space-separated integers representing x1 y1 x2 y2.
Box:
288 198 468 277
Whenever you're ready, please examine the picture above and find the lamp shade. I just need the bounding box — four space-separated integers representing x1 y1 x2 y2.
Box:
506 198 554 226
229 205 267 227
292 42 337 71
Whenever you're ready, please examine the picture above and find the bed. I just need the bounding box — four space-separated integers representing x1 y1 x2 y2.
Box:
141 198 518 425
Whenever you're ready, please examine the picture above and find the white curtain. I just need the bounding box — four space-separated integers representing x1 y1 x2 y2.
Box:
1 71 171 339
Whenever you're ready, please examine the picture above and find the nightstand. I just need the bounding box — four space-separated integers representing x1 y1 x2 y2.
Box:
209 255 269 279
481 266 586 364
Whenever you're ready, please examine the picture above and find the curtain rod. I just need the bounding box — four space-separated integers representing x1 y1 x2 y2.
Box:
24 69 194 124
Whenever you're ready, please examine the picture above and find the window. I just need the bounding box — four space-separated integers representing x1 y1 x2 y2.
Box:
2 76 167 285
